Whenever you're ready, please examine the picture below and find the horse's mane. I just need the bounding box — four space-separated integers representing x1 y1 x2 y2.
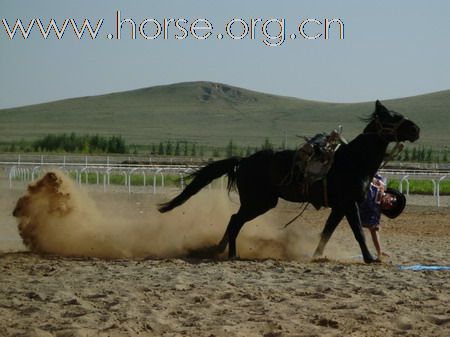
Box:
360 110 377 124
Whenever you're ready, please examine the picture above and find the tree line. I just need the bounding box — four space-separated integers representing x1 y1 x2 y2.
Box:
31 133 126 153
399 146 448 163
1 134 449 163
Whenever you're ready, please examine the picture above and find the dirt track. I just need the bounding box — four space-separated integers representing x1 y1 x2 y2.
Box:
1 181 449 337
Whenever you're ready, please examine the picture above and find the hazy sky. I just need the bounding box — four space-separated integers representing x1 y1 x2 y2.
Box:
1 0 449 108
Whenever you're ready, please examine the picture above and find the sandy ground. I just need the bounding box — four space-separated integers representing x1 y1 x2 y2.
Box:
1 178 450 337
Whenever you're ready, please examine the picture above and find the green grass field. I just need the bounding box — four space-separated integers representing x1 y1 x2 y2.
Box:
1 81 449 148
72 172 186 187
387 179 450 195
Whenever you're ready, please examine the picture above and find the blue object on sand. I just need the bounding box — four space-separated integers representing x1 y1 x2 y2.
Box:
399 265 450 271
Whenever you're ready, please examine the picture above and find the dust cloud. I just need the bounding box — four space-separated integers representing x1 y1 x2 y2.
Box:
12 170 336 260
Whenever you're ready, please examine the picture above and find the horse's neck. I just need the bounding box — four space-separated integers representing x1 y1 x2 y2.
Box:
346 133 388 176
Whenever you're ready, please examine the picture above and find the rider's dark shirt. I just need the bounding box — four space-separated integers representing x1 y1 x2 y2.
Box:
359 174 384 228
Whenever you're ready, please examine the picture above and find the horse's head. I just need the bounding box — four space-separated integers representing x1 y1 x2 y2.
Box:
363 100 420 143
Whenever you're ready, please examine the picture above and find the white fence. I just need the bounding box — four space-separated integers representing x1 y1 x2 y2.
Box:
1 154 449 207
5 164 200 194
0 153 206 167
379 169 449 207
1 154 203 194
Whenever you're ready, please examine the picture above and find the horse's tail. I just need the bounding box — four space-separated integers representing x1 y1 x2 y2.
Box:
158 157 240 213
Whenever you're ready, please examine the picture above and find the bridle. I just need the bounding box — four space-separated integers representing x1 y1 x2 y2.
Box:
371 114 407 142
368 114 407 168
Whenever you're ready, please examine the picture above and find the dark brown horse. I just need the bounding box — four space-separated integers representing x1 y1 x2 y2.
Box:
159 101 420 263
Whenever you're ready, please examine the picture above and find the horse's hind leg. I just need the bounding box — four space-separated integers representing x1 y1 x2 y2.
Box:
187 205 274 259
313 207 345 258
226 201 277 259
226 211 247 259
187 216 234 258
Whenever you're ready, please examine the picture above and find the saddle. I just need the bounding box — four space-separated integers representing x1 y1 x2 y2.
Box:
291 128 347 208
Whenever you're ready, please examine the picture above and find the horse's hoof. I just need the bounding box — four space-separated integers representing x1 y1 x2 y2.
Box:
187 249 210 259
363 255 376 264
187 246 221 259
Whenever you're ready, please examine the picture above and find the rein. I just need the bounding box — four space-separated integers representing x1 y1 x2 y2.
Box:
281 177 329 229
380 142 404 169
281 202 309 229
322 177 329 207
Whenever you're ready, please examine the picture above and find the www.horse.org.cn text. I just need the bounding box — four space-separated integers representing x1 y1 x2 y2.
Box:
1 10 344 47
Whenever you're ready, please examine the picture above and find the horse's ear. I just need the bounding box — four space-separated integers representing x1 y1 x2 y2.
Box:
375 100 385 111
375 100 389 116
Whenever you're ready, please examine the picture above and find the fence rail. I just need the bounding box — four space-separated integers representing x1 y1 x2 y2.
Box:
378 169 449 207
2 161 201 194
1 155 449 207
1 153 449 169
0 153 210 166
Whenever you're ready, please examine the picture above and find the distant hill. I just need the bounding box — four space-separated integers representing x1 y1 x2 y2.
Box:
0 81 448 148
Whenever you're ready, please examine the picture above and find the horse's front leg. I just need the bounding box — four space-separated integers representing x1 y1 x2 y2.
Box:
345 202 375 263
313 207 345 258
